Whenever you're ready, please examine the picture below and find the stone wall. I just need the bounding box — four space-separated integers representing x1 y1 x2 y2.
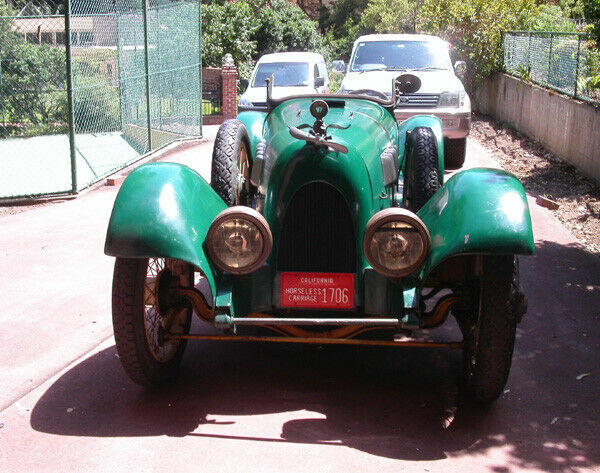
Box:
475 73 600 185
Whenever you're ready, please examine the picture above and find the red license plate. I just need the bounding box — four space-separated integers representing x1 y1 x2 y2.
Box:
280 272 354 309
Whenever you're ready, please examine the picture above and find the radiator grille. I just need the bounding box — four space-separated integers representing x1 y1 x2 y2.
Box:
395 93 440 108
277 182 356 273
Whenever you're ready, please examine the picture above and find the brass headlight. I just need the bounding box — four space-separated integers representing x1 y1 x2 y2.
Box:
363 208 430 278
206 207 272 274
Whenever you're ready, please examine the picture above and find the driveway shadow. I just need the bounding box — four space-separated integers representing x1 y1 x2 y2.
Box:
31 240 600 470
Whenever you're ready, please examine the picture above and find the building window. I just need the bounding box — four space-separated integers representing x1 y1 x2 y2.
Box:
26 32 38 44
41 32 53 45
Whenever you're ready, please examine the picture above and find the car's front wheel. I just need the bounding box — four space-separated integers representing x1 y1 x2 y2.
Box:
444 137 466 169
112 257 193 386
456 256 522 405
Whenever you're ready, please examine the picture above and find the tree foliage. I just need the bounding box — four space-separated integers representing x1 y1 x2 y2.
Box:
583 0 600 43
419 0 535 91
1 2 67 134
522 3 579 32
360 0 422 34
201 0 323 78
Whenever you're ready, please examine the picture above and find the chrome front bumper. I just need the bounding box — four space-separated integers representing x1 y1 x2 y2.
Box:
395 109 472 139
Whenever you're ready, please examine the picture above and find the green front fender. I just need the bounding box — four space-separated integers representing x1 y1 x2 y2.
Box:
418 168 535 278
104 163 226 302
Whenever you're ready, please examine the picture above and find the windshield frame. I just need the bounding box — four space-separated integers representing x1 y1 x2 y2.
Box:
348 40 452 73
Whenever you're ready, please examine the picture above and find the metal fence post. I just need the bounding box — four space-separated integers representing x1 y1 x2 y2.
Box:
0 58 5 137
142 0 152 151
65 0 78 194
548 33 553 85
527 31 532 72
198 0 203 137
116 13 124 132
574 35 581 99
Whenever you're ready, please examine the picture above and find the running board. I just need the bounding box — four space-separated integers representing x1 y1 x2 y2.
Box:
164 333 463 349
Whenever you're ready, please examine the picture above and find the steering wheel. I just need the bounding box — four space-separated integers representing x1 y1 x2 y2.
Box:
346 89 390 101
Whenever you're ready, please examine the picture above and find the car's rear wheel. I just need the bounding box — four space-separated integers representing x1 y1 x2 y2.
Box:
444 137 466 169
456 256 521 405
211 119 252 206
407 127 441 211
112 257 193 386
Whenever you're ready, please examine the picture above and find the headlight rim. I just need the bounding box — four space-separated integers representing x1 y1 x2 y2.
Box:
206 206 272 275
363 207 431 278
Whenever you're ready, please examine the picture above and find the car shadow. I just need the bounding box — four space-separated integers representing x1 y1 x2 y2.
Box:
31 240 600 470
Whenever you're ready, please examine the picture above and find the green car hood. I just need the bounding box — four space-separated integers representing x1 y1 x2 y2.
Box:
259 98 398 269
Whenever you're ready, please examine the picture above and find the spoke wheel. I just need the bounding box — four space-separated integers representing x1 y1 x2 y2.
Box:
112 257 193 386
456 256 520 405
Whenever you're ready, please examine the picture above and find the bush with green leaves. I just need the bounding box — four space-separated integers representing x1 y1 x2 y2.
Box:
360 0 422 35
583 0 600 43
201 0 324 79
419 0 535 92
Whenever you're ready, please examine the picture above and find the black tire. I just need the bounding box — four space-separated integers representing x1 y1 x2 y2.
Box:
112 257 193 386
211 119 252 206
444 137 466 169
407 127 441 211
459 256 521 405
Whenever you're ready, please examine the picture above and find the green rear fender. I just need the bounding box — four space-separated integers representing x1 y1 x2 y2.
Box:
398 115 445 181
418 168 534 278
104 163 226 303
237 111 266 158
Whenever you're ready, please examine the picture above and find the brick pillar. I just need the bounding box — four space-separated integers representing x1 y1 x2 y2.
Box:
221 64 238 120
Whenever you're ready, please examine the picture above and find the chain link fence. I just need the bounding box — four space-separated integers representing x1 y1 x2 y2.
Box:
503 31 600 106
0 0 202 200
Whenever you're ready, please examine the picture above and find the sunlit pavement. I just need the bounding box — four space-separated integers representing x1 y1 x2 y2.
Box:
1 136 599 472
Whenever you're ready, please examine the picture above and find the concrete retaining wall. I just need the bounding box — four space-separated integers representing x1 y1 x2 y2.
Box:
474 73 600 184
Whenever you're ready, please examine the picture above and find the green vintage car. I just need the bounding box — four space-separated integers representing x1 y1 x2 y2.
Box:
105 76 533 404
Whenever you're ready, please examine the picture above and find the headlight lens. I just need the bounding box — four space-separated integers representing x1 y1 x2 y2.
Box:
206 207 272 274
238 98 253 108
438 91 465 108
363 208 430 278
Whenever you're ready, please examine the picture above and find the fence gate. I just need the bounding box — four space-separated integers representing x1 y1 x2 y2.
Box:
0 0 202 201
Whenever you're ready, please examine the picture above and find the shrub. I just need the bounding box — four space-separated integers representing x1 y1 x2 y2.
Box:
420 0 535 92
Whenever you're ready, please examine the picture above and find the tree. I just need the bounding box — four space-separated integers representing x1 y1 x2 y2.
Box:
360 0 423 34
583 0 600 43
420 0 535 91
522 3 578 32
201 0 325 78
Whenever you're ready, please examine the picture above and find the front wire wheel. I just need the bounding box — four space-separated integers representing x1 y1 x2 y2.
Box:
112 257 193 386
458 256 521 405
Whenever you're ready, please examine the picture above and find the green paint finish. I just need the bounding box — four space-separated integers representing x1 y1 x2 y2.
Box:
398 115 445 183
259 98 399 273
418 168 534 279
237 111 266 158
104 162 226 302
403 286 418 309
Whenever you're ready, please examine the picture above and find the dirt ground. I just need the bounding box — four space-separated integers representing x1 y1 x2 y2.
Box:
471 113 600 254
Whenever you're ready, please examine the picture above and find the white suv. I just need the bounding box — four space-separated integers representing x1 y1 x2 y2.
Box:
238 52 329 113
338 34 471 168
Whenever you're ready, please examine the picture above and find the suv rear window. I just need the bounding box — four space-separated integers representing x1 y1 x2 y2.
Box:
253 62 310 87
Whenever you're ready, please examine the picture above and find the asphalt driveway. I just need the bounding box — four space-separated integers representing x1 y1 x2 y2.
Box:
1 137 598 473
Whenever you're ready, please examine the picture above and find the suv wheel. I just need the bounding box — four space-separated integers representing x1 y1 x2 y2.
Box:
444 137 466 169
